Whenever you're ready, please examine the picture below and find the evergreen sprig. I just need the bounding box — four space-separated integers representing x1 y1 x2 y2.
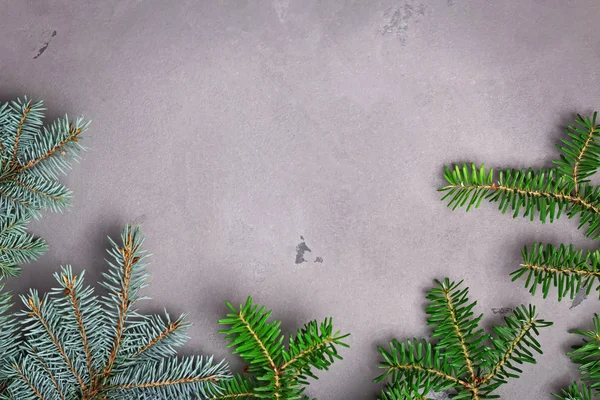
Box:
375 278 552 400
0 97 89 216
554 112 600 190
440 112 600 299
552 314 600 400
0 97 89 279
0 226 229 400
214 297 349 400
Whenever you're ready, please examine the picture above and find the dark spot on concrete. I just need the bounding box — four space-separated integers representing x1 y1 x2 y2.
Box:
447 0 455 6
381 2 427 44
570 285 588 309
314 256 323 263
295 237 311 264
33 30 57 59
491 307 514 315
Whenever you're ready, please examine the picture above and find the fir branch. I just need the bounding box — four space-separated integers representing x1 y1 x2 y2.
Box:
31 352 66 400
62 272 95 378
438 113 600 305
218 297 348 399
511 243 600 300
281 318 349 383
376 279 552 399
484 305 551 386
220 298 283 395
376 338 464 391
554 112 600 192
10 100 40 163
426 279 488 382
559 314 600 397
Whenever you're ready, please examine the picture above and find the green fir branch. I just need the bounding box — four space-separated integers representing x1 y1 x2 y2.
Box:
426 278 489 381
511 243 600 300
554 112 600 191
218 297 349 400
553 382 594 400
0 97 89 216
376 279 552 400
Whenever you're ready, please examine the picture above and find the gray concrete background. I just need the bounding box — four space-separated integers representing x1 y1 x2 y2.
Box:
2 1 600 398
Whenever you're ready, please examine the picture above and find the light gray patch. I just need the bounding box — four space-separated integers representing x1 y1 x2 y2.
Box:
130 214 148 225
570 285 589 309
33 30 56 59
491 307 514 315
427 390 451 400
381 2 427 44
314 256 323 263
295 236 311 264
273 0 290 23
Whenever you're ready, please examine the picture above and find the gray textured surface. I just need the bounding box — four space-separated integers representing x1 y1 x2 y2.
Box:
2 1 600 398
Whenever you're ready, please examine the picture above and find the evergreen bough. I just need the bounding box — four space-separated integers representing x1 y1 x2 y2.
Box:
0 226 229 399
440 113 600 398
440 113 600 301
375 278 552 399
0 96 89 395
0 96 89 278
553 313 600 400
215 297 349 399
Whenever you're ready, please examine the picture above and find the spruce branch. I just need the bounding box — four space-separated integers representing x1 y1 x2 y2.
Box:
0 97 89 216
0 207 46 278
1 226 229 400
216 297 349 400
375 279 552 399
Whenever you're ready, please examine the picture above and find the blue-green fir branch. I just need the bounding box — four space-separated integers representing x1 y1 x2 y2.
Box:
553 382 594 400
0 226 229 400
0 97 89 217
554 112 600 191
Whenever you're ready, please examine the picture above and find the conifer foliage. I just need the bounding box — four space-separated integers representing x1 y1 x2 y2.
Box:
553 314 600 400
375 278 552 399
439 112 600 399
0 96 89 278
0 226 229 400
439 113 600 300
214 297 349 399
0 96 89 396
